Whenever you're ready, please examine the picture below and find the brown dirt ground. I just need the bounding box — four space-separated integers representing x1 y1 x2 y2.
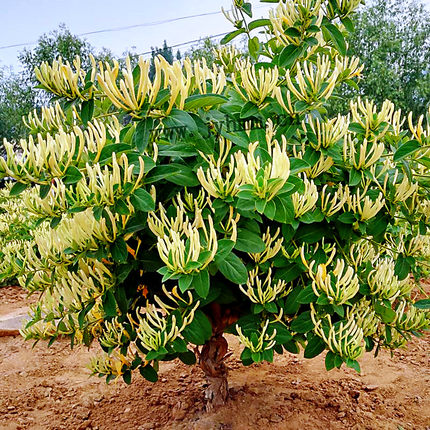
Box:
0 286 429 430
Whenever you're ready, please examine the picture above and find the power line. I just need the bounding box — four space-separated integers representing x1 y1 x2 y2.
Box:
0 4 269 52
0 9 230 51
79 10 225 37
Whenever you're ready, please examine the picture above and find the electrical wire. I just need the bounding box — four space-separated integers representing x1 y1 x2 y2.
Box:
0 4 270 52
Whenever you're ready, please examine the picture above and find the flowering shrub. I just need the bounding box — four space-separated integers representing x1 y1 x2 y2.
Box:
1 0 429 407
0 184 37 285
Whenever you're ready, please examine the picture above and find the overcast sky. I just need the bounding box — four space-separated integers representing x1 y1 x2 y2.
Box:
1 0 429 71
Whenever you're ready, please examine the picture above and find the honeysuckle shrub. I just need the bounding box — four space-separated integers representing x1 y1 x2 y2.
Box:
0 184 38 285
1 0 429 399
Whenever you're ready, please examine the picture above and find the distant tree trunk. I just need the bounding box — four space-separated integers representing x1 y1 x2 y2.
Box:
199 333 229 411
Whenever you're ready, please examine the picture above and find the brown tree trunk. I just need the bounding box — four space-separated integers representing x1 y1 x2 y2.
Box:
199 333 229 411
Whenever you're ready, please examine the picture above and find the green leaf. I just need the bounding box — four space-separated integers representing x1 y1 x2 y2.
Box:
394 255 411 280
139 365 158 382
268 322 291 345
114 199 130 215
325 350 336 371
221 29 246 44
278 44 303 68
111 237 128 262
283 286 302 314
178 351 197 365
80 99 94 127
296 285 318 304
264 301 278 313
393 140 421 162
122 370 132 385
290 311 314 333
172 338 188 353
163 108 197 133
103 289 117 317
217 253 248 284
193 269 210 299
235 229 266 253
130 188 155 212
63 166 83 185
248 18 271 31
348 122 366 135
39 184 51 199
240 101 259 119
215 239 235 261
248 36 260 59
338 212 356 224
99 143 132 164
413 299 430 310
78 302 95 329
134 117 154 153
276 264 304 283
289 158 311 174
283 340 300 354
145 164 199 187
323 23 347 56
346 358 361 373
295 223 328 244
242 2 252 17
182 310 212 345
304 334 326 359
240 348 252 364
184 94 228 111
374 301 396 324
9 182 29 196
50 217 61 228
178 274 193 293
349 169 361 186
334 354 344 368
146 350 164 361
341 16 354 33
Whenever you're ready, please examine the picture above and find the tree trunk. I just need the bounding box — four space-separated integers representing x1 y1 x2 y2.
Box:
199 333 229 411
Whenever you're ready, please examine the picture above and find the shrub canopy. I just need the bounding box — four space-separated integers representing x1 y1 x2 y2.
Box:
1 0 429 389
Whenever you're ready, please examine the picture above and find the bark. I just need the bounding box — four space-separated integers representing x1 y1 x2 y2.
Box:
199 333 229 411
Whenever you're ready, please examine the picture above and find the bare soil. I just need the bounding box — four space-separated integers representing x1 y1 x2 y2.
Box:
0 286 429 430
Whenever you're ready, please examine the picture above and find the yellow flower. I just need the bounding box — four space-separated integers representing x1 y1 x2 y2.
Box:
350 98 395 138
197 137 241 199
343 135 385 170
236 319 277 353
35 55 95 101
149 202 218 274
97 56 151 114
240 267 290 304
232 59 279 106
284 55 340 104
235 136 290 201
308 258 359 305
249 227 283 264
302 114 349 150
269 0 323 46
312 310 364 360
291 176 318 217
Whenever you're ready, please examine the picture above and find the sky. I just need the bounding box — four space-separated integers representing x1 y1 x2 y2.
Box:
0 0 274 70
1 0 430 71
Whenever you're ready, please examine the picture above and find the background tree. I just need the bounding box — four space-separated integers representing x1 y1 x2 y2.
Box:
0 68 34 146
149 40 181 79
19 24 98 86
0 25 115 147
332 0 430 116
185 37 219 67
